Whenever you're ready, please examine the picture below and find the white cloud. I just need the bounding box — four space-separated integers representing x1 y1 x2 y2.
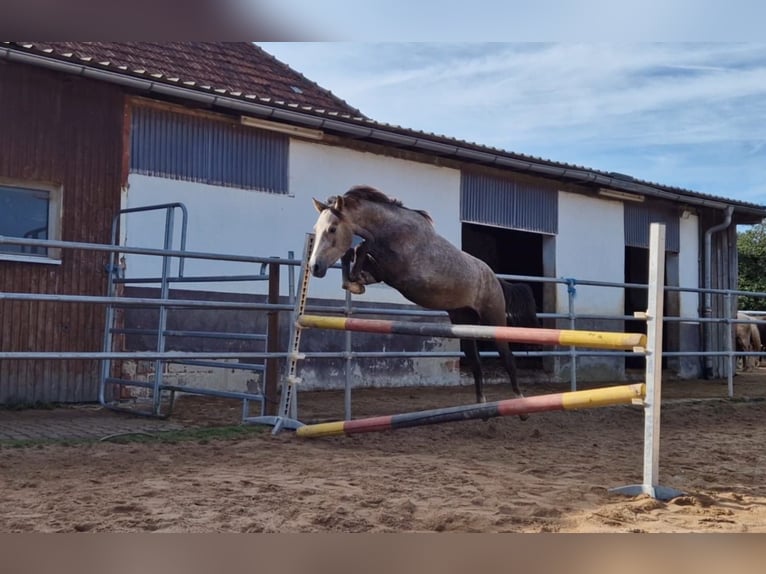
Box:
259 42 766 202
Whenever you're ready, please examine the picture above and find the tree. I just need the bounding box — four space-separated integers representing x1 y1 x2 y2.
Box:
738 224 766 310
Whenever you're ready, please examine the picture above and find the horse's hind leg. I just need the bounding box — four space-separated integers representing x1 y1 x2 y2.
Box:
496 340 528 421
448 309 485 403
496 341 523 397
464 338 486 404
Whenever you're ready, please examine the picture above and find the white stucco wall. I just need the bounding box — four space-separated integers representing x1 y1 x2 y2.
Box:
123 174 300 294
123 136 706 388
124 139 461 304
678 212 700 318
555 192 625 316
290 140 461 305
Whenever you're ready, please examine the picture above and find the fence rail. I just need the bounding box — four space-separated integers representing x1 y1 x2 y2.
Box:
1 208 764 417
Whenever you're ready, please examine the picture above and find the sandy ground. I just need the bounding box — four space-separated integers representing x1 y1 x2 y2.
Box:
1 374 765 533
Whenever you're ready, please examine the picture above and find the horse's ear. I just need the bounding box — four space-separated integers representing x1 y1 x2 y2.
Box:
312 198 328 213
333 196 344 211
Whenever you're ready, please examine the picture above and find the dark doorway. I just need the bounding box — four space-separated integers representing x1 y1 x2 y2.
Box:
624 246 670 370
462 223 544 306
461 223 544 369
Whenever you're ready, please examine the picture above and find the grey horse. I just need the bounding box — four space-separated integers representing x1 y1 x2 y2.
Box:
308 185 532 406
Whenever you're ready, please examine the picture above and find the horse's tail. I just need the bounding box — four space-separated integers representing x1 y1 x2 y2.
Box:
499 279 539 328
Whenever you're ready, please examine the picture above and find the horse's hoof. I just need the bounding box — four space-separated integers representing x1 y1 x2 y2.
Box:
515 393 529 421
343 282 366 295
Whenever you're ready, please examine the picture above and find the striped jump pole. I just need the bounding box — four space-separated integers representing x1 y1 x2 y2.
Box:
292 224 680 500
296 383 645 438
297 314 646 351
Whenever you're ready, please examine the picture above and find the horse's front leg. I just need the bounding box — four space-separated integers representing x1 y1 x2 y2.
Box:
343 243 382 295
341 247 366 295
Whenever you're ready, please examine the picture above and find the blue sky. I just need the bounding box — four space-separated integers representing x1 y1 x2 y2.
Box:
257 43 766 206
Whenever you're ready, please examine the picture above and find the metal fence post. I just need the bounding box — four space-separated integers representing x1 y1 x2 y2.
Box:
724 291 734 397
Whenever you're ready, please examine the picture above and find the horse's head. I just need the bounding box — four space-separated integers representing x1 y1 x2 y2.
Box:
308 196 355 278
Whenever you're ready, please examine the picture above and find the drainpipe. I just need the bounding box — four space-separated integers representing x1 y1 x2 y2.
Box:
703 206 734 378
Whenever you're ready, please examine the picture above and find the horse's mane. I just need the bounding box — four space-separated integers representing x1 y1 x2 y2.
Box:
344 185 433 223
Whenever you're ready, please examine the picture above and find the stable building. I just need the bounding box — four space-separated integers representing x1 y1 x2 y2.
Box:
1 42 764 404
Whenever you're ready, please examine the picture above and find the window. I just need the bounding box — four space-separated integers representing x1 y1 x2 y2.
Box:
0 181 62 262
130 106 289 193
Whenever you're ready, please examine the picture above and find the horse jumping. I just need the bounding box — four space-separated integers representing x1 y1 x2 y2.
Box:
308 185 535 405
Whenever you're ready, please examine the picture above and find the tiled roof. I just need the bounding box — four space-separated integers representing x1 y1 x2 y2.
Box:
5 41 365 118
320 116 766 212
3 42 764 214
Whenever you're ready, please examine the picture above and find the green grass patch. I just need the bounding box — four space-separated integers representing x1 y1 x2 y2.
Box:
0 424 269 449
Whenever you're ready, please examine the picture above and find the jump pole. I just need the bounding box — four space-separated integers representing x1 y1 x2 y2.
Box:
294 223 681 500
296 383 645 438
298 315 646 351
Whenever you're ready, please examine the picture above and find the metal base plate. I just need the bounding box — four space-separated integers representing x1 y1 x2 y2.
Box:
244 415 305 435
609 484 685 501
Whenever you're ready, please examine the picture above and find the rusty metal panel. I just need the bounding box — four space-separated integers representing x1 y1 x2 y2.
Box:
624 203 680 252
130 105 288 193
460 172 558 234
0 61 124 404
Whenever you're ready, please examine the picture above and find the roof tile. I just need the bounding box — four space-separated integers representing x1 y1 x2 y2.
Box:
5 42 763 211
11 42 364 118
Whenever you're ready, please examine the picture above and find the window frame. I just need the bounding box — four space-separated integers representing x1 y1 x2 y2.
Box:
0 177 63 265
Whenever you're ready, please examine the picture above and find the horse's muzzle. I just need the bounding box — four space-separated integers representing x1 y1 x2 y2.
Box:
310 262 327 278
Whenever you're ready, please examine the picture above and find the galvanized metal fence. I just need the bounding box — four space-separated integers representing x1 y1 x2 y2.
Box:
1 205 763 422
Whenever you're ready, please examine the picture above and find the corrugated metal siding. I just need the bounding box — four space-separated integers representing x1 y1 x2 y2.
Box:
0 61 124 404
624 203 680 252
460 172 558 234
130 106 289 193
701 214 737 378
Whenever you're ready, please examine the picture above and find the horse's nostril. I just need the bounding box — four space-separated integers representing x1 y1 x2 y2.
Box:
311 263 326 278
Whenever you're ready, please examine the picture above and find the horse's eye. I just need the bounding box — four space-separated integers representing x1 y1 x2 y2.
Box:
328 226 337 234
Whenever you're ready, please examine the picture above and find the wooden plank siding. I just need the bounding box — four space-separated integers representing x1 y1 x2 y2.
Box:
0 61 125 403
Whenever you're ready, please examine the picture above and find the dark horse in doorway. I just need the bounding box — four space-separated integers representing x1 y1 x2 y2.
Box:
308 185 538 408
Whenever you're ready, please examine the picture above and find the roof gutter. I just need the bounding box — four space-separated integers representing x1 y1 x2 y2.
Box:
2 45 762 216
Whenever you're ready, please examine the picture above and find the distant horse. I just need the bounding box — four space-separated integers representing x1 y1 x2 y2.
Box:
736 312 763 371
308 185 535 406
500 281 539 330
